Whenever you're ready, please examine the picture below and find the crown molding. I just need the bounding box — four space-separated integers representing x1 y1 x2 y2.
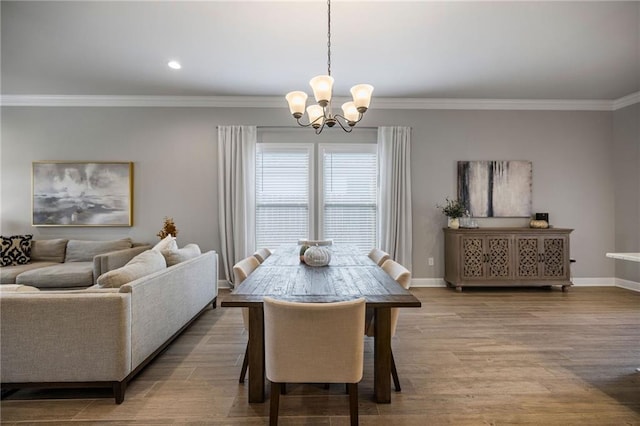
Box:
0 95 284 108
373 97 614 111
1 92 638 111
612 91 640 110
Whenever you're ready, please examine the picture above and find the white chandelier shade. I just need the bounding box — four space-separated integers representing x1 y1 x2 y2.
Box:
351 84 374 111
285 91 308 116
309 75 334 106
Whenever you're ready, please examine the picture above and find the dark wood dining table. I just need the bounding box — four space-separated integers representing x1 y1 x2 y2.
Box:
221 245 422 404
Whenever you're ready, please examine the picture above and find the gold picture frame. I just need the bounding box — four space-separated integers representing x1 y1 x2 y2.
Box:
32 161 133 227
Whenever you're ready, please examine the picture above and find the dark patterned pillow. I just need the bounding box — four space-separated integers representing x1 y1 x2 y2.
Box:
0 235 33 267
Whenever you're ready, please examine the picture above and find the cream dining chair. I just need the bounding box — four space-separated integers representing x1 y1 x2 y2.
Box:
253 248 272 264
232 255 261 383
368 248 391 266
365 259 411 392
264 296 365 426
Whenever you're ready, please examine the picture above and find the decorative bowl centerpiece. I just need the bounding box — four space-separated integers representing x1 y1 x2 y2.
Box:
299 245 310 263
303 245 331 267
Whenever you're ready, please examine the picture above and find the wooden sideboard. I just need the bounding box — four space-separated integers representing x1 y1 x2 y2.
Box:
444 227 573 292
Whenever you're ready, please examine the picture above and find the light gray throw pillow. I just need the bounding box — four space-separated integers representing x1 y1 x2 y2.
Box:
65 238 133 262
96 249 166 288
31 239 68 263
152 235 177 252
161 243 201 267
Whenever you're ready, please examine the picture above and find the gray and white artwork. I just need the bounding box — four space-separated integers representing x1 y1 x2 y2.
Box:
457 161 532 217
33 162 132 226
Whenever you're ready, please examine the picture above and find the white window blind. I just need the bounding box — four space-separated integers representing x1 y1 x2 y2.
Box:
320 145 378 251
256 145 312 249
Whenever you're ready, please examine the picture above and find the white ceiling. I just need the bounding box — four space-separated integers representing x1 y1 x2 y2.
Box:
1 1 639 102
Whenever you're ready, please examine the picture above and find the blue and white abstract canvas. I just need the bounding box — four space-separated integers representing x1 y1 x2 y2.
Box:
457 161 532 217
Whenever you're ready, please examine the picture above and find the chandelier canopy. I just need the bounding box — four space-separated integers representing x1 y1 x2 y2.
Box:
285 0 374 134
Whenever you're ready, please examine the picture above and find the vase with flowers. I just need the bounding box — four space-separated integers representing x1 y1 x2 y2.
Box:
157 217 179 239
437 197 467 229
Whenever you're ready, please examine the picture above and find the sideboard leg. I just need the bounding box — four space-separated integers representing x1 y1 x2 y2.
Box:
455 286 463 292
562 285 570 292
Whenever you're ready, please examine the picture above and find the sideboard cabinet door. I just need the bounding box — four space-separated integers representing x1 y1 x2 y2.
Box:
460 235 512 280
515 235 570 280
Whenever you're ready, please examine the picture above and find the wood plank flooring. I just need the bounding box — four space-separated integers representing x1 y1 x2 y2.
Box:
2 287 639 425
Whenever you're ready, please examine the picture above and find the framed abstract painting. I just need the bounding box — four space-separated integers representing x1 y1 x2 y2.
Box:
32 161 133 226
457 160 532 218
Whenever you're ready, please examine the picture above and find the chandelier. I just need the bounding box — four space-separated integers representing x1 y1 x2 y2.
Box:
285 0 374 134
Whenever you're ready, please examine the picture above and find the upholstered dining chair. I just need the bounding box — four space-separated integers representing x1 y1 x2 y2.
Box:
297 238 333 246
263 296 365 426
253 248 272 264
366 259 411 392
232 255 261 383
368 248 391 266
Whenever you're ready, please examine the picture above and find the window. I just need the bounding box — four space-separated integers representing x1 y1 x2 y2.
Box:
256 144 313 249
320 145 378 250
256 134 378 252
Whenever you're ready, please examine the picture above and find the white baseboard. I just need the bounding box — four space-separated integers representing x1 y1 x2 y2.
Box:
615 278 640 292
571 277 615 286
410 277 628 288
219 277 639 292
410 278 447 287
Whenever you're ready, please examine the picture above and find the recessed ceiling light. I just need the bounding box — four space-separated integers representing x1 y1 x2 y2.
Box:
168 61 182 70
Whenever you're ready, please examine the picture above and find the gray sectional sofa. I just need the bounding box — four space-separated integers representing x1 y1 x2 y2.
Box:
0 249 218 403
0 238 150 289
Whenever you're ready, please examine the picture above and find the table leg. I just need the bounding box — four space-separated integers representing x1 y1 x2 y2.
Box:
248 305 265 403
374 307 391 403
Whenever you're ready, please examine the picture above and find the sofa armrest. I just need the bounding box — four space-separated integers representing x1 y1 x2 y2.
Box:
120 251 218 368
93 245 152 281
0 292 132 383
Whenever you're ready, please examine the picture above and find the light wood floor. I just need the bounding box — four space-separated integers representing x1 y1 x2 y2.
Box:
2 287 639 425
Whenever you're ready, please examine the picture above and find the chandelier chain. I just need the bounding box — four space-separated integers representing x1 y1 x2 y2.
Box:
327 0 331 76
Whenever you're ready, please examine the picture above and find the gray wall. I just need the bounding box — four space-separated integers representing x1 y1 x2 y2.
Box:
0 105 625 281
613 103 640 282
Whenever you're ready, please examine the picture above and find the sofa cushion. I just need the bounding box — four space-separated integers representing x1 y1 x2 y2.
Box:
0 234 33 266
152 235 177 252
31 239 68 263
0 284 40 292
162 243 202 267
0 261 59 284
16 262 94 288
65 238 133 262
97 250 166 288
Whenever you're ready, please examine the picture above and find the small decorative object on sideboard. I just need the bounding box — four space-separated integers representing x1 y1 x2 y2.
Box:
157 217 179 239
530 213 549 229
529 219 549 229
535 212 549 222
459 210 479 229
437 197 467 229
